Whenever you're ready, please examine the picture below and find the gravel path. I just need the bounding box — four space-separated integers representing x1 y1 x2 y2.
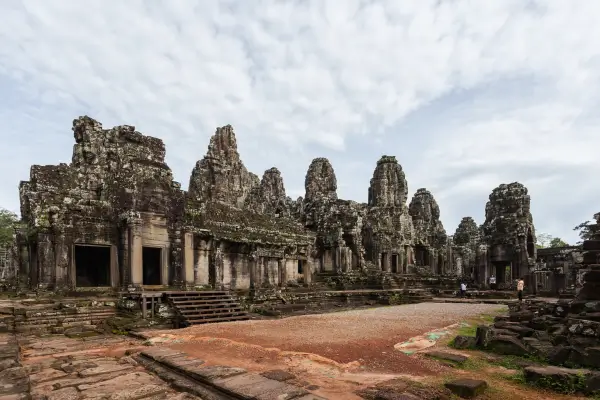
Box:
156 303 505 375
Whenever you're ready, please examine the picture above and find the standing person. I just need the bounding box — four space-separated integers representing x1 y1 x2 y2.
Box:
517 277 525 302
489 275 496 290
460 282 467 298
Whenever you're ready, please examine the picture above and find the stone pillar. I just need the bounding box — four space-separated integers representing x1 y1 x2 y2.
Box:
182 232 194 287
110 245 119 288
129 218 143 287
51 234 67 288
37 233 54 290
305 258 313 284
278 258 286 286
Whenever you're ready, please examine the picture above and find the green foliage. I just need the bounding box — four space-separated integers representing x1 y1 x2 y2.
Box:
0 208 19 247
574 219 594 243
549 237 569 247
536 232 569 248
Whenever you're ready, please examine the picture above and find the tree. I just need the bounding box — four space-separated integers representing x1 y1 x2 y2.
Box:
574 219 594 243
536 233 569 248
536 233 553 248
549 237 569 248
0 208 19 247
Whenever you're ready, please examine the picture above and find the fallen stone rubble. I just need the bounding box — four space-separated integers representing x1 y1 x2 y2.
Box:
0 332 29 399
452 298 600 394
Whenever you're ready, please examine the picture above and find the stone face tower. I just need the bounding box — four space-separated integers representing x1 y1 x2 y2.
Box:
409 188 448 274
482 182 536 284
452 217 480 277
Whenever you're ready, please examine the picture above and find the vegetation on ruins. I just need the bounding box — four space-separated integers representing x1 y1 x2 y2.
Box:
574 218 595 243
0 207 19 247
536 233 569 248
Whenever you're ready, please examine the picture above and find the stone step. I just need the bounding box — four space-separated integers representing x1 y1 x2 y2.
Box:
175 301 238 309
170 297 235 304
186 314 250 324
169 295 233 302
180 308 246 318
167 291 229 295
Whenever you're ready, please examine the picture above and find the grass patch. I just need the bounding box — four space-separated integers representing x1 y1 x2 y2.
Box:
501 370 526 385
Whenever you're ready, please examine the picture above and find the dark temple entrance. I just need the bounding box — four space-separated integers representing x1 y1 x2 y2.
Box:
142 246 162 285
75 245 111 287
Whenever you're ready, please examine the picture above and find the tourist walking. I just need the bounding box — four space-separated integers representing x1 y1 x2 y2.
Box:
517 277 525 302
489 274 496 290
459 282 466 298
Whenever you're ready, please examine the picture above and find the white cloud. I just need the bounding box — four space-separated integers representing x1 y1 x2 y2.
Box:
1 0 599 244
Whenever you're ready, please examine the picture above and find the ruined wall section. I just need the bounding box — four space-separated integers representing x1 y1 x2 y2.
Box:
363 156 414 270
19 116 182 288
482 182 536 280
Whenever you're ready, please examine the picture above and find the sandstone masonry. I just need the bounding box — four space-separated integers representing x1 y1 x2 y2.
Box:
12 117 537 292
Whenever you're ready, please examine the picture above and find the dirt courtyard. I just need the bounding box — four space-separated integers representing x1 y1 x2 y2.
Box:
144 303 506 399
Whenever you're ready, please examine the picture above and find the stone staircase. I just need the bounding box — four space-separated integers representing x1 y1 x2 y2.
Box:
166 291 250 327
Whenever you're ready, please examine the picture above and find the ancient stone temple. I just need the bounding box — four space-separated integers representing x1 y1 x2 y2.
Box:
481 182 536 286
12 116 539 292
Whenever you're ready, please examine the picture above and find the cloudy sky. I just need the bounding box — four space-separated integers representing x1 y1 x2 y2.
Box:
1 0 598 243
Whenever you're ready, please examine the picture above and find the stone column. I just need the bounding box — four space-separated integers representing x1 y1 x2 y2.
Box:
54 233 69 289
129 217 143 287
278 258 286 286
305 258 313 284
37 233 55 290
182 231 194 287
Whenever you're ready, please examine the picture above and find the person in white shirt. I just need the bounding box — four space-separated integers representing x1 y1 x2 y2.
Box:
489 275 496 290
460 282 467 298
517 278 525 302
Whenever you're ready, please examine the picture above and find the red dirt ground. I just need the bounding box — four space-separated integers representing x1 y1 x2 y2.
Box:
146 303 505 399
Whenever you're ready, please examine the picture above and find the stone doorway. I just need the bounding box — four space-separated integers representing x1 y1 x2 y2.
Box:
297 260 304 283
391 254 399 273
414 245 428 266
493 262 509 285
74 244 111 287
142 246 162 285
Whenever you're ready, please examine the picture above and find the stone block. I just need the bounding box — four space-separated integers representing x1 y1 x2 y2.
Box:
451 335 476 349
45 387 80 400
260 369 296 382
504 325 534 337
78 363 133 377
487 335 529 357
524 365 590 393
185 365 246 382
424 351 469 365
213 373 307 400
475 325 491 347
444 379 487 398
140 348 184 362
